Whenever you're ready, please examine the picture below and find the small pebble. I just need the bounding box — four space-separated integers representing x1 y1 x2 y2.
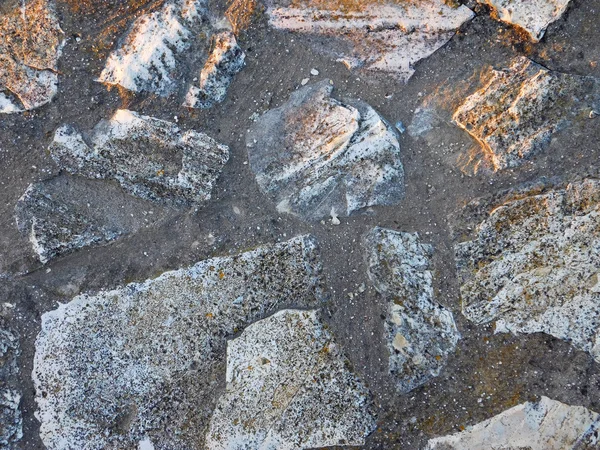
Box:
310 68 319 76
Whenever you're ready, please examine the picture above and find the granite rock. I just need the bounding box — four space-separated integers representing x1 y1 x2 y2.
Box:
33 236 324 450
426 396 600 449
49 109 229 206
247 81 404 221
267 0 474 82
0 0 63 113
206 309 376 450
0 321 22 449
366 227 460 393
453 57 600 171
455 179 600 362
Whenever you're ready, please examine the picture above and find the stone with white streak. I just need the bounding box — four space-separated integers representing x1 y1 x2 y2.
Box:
183 31 245 109
206 309 376 450
33 236 324 450
267 0 474 82
453 57 600 171
14 177 166 264
98 0 244 106
479 0 572 41
0 0 63 113
366 227 460 393
49 109 229 206
247 81 404 221
426 396 600 449
455 179 600 362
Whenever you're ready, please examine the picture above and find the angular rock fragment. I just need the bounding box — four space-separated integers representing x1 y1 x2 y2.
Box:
455 179 600 361
0 0 64 113
453 57 600 171
426 396 600 449
479 0 571 41
206 309 376 449
0 322 22 448
98 0 244 107
15 177 166 264
247 81 404 221
49 109 229 206
267 0 474 81
183 31 245 109
366 227 460 393
33 236 324 450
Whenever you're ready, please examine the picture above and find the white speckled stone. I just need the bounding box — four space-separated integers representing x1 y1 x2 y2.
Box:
366 227 460 393
426 396 600 449
206 309 376 450
33 236 325 450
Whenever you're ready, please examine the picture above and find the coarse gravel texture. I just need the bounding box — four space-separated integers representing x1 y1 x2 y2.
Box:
1 0 600 449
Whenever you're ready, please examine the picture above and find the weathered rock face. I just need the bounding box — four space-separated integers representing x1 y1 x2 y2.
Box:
33 236 324 450
0 322 22 448
480 0 571 41
206 309 376 450
14 177 166 264
426 396 600 449
98 0 244 107
455 179 600 361
267 0 474 81
183 31 245 109
247 81 404 221
453 57 600 171
366 227 460 393
0 0 63 113
49 109 229 206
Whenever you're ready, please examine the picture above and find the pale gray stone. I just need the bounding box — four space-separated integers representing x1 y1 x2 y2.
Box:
33 236 324 450
206 309 376 450
455 179 600 362
426 396 600 449
366 227 460 393
49 109 229 206
247 81 404 221
267 0 473 81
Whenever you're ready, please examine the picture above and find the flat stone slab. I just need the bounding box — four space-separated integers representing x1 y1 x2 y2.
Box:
206 309 376 450
98 0 244 108
49 109 229 206
0 0 63 113
426 396 600 449
267 0 474 81
453 57 600 171
33 236 324 450
0 322 21 448
479 0 572 41
366 227 460 393
247 81 404 221
455 179 600 362
15 176 167 264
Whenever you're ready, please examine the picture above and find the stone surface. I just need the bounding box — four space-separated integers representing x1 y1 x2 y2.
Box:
247 81 404 221
453 57 600 171
33 236 324 450
0 0 63 113
455 179 600 362
183 31 245 109
206 309 376 450
267 0 474 82
480 0 572 41
49 109 229 206
98 0 244 105
366 227 460 393
14 177 166 264
426 396 600 449
0 321 22 449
